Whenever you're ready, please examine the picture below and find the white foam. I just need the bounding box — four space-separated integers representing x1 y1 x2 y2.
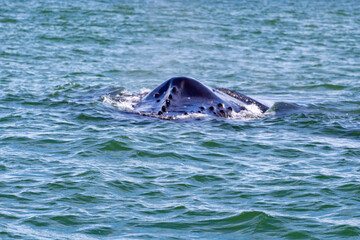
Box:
138 112 209 120
174 112 209 120
101 89 150 112
230 104 266 120
244 103 263 114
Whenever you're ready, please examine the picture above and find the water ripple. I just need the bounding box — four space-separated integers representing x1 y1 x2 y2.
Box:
1 0 360 239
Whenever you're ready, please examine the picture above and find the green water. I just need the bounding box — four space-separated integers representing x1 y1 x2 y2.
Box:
1 0 360 239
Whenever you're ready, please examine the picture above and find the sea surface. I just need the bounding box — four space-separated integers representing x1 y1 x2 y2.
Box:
1 0 360 239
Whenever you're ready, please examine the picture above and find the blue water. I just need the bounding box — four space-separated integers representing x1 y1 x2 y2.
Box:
1 0 360 239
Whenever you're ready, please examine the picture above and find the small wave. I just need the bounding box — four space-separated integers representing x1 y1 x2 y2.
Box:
187 174 224 183
78 225 114 236
293 84 347 90
96 139 132 151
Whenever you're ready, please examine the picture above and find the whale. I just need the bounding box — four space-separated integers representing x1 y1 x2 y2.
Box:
132 77 269 119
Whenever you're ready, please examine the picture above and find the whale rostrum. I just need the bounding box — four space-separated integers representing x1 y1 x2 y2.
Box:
133 77 269 119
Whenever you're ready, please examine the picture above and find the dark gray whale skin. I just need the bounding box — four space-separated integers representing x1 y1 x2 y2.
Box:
134 77 269 118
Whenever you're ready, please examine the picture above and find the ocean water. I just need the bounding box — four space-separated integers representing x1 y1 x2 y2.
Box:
1 0 360 239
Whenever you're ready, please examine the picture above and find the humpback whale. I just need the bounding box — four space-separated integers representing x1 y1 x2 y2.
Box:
132 77 269 119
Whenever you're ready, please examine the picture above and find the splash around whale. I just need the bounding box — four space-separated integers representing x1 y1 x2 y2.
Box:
104 77 270 120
